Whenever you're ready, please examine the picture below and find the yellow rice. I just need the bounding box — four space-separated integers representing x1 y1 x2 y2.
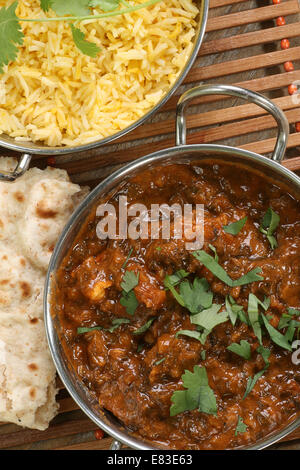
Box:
0 0 199 147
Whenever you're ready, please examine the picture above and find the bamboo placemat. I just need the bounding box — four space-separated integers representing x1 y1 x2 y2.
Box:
1 0 300 450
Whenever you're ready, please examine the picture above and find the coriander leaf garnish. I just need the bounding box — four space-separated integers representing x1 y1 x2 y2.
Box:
177 305 228 346
192 250 263 287
208 244 219 262
284 319 300 343
77 325 103 334
288 307 300 315
133 318 155 335
191 304 228 332
223 216 247 235
106 317 130 332
154 357 166 366
121 270 139 293
170 366 217 417
164 270 190 289
90 0 120 11
201 350 206 360
227 340 251 360
120 290 138 315
179 278 213 313
71 24 100 58
225 295 244 327
40 0 53 11
164 274 213 314
0 2 24 74
0 0 162 69
243 367 267 399
176 329 204 343
257 345 271 366
121 247 133 270
51 0 91 16
260 208 280 249
235 416 248 436
247 293 270 345
261 314 292 351
77 318 130 335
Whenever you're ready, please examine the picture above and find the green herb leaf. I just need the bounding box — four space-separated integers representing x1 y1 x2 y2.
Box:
243 368 267 399
257 345 271 366
89 0 120 11
176 329 204 342
164 274 213 314
70 24 100 58
77 326 103 334
106 317 130 333
179 278 213 314
164 270 190 289
223 216 247 235
225 295 244 327
208 244 219 262
40 0 53 11
154 357 166 366
191 304 228 332
201 350 206 360
261 314 292 351
170 366 217 417
121 270 139 293
133 318 155 335
51 0 91 16
247 293 270 345
260 208 280 249
122 247 133 269
120 290 138 315
235 416 248 436
227 340 251 360
0 3 24 74
192 250 263 287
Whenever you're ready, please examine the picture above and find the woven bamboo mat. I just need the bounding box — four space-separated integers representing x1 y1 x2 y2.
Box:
1 0 300 450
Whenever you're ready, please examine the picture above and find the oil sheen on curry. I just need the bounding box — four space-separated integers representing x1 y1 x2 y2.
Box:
55 162 300 450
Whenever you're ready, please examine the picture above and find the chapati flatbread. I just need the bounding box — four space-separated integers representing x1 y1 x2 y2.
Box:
0 157 88 430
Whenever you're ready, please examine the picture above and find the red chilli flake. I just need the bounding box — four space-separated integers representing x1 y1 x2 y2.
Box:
296 122 300 133
95 429 105 440
272 0 281 4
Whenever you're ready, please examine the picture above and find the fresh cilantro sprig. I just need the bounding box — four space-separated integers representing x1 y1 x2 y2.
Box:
77 317 130 335
0 3 24 74
247 293 270 345
259 208 280 249
120 270 139 315
227 339 251 360
170 366 217 417
0 0 162 69
223 216 247 235
133 317 155 335
164 274 213 313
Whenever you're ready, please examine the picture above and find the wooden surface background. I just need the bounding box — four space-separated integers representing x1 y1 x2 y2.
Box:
1 0 300 450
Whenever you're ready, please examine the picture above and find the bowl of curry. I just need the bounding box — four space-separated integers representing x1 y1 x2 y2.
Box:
45 85 300 450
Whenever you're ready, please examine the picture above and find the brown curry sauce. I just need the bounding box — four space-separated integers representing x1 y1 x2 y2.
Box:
55 162 300 450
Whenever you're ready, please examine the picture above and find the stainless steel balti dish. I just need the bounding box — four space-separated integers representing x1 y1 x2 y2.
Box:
45 84 300 450
0 0 209 183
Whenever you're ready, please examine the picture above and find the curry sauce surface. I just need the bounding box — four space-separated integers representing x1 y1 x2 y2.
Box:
55 162 300 449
